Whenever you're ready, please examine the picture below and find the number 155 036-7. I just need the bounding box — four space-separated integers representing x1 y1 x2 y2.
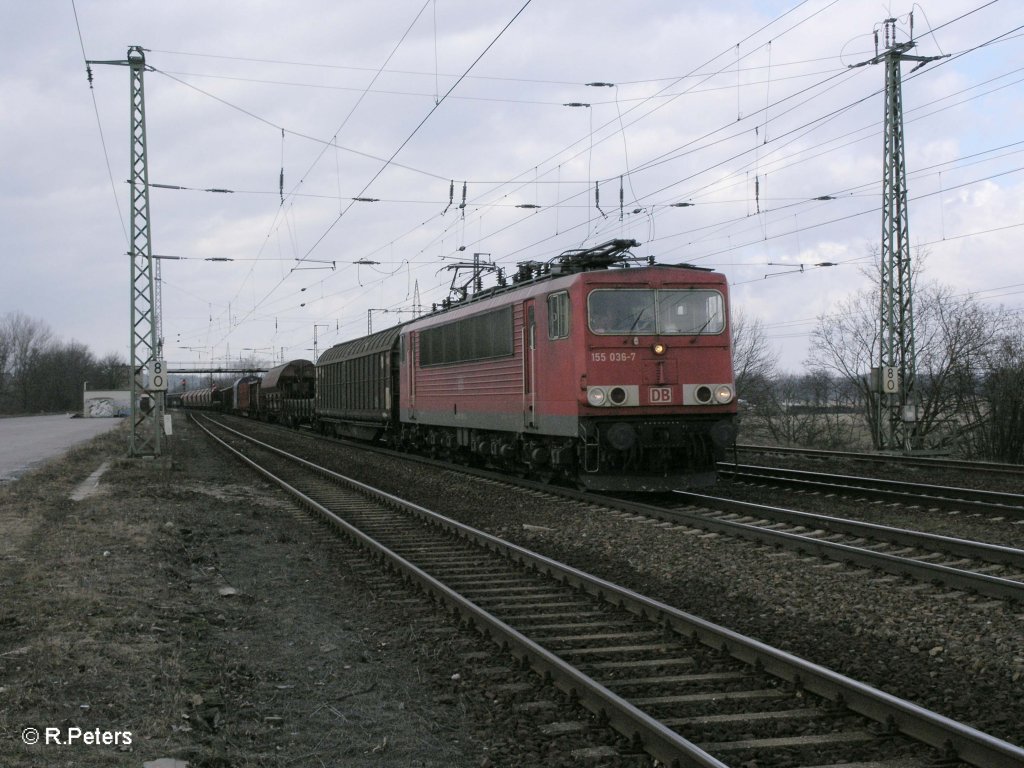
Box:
591 352 636 362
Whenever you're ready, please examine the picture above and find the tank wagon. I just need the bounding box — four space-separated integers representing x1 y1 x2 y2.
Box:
315 239 737 491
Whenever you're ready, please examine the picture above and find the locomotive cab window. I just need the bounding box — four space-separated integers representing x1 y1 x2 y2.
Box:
588 289 656 334
657 290 725 335
589 288 725 335
547 291 570 339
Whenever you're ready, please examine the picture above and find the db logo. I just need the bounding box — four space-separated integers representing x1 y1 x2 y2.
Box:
649 387 673 404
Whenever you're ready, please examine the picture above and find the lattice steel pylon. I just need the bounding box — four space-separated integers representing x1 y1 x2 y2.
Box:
128 46 163 457
856 20 944 452
878 36 918 452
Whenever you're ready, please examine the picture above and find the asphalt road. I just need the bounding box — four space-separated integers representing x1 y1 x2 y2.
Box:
0 415 125 483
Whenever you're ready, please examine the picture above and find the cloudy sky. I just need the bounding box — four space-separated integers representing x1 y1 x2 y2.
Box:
4 0 1022 372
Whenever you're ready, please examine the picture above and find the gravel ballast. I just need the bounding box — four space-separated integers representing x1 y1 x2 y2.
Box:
246 421 1024 751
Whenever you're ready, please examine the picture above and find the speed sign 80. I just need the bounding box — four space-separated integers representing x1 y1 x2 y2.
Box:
149 360 168 391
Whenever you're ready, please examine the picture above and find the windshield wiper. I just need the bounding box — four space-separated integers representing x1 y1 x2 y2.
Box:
688 311 719 343
628 307 649 332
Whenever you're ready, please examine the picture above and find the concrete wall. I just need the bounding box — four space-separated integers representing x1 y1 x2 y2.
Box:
83 390 131 418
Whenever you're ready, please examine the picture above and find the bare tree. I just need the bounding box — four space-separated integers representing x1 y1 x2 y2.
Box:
28 340 96 412
3 312 54 412
805 287 879 442
731 310 777 406
752 371 868 449
93 352 130 390
911 285 1003 449
983 325 1024 463
0 313 131 414
806 259 1005 452
956 315 1024 462
0 317 13 408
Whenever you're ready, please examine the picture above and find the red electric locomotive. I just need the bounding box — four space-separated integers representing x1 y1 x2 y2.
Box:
316 239 737 491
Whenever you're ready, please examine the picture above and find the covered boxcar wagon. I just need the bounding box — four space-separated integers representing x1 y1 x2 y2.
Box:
315 326 403 441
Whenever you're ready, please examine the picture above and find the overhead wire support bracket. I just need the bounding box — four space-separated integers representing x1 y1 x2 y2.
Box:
442 180 454 214
290 260 336 272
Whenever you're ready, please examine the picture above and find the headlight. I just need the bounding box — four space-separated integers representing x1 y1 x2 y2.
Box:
651 342 666 355
714 384 734 403
695 385 713 403
609 386 628 405
587 387 607 406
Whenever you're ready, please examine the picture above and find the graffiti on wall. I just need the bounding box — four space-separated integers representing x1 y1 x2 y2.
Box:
84 391 131 418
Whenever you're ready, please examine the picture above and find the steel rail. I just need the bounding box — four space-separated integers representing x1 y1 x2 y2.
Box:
669 491 1024 603
677 491 1024 568
601 491 1024 602
202 414 1024 600
193 415 727 768
194 414 1024 768
736 444 1024 476
720 463 1024 515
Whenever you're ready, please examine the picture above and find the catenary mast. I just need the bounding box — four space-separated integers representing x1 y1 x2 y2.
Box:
853 17 945 452
127 45 164 456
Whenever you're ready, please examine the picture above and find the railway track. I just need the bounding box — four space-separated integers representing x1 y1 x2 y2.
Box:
193 413 1024 768
719 463 1024 518
205 414 1024 603
736 444 1024 478
661 491 1024 603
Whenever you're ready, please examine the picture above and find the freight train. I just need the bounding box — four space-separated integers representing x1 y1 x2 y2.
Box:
179 359 315 427
184 239 738 491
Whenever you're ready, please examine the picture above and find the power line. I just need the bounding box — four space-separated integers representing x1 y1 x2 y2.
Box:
137 5 1022 361
71 0 128 245
147 45 869 88
295 0 535 265
212 0 535 351
150 66 449 182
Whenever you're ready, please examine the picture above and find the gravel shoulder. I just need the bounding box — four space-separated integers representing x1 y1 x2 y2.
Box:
1 416 635 767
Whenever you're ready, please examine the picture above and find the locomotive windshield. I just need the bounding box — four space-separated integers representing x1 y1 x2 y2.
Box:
588 289 725 335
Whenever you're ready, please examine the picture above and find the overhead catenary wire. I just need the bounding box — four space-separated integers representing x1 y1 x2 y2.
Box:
351 0 848 277
206 0 534 352
115 3 1021 363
